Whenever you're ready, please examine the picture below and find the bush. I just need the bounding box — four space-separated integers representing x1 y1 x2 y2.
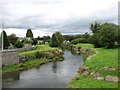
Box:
8 43 14 49
35 51 42 58
15 40 23 48
71 38 88 44
23 39 33 44
61 42 73 49
50 33 60 47
35 51 54 59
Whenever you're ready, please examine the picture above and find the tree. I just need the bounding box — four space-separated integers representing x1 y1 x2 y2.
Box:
90 22 100 34
2 30 10 49
90 33 101 48
98 23 117 48
26 29 33 38
43 35 50 42
23 39 33 44
50 34 60 47
90 22 118 48
8 34 18 46
114 26 120 44
55 32 64 43
31 38 37 45
15 40 23 48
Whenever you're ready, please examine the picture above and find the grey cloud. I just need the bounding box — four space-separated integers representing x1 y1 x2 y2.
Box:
2 0 118 36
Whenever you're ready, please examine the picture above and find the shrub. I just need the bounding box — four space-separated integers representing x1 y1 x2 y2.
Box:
71 38 88 44
15 40 23 48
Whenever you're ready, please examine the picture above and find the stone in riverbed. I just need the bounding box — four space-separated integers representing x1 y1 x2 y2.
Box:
105 75 118 82
96 77 104 81
82 71 89 75
90 72 101 77
81 67 89 72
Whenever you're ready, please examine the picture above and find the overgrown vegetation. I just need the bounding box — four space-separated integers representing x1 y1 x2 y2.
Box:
3 44 63 73
3 58 62 73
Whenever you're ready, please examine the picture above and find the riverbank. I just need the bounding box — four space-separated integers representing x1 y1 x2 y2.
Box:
68 43 119 88
2 44 64 73
19 44 58 56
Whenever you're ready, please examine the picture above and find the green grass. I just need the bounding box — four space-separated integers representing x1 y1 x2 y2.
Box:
3 58 60 73
19 44 58 56
76 43 94 48
68 75 118 88
84 48 118 68
68 43 119 88
3 44 62 73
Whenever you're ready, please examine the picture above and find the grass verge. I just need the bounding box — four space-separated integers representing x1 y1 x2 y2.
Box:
68 43 119 88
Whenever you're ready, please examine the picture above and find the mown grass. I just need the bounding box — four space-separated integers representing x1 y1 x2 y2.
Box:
19 44 58 56
68 43 119 88
68 75 118 88
84 48 118 68
76 43 94 48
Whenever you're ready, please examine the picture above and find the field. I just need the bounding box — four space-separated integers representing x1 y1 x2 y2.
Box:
19 44 58 56
76 43 94 48
68 43 119 88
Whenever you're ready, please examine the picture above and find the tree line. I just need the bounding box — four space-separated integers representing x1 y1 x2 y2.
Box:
1 22 119 49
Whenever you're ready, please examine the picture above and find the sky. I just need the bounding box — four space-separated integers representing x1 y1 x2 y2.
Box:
0 0 119 37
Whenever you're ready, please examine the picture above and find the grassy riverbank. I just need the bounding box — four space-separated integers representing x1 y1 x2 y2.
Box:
19 44 58 56
3 57 63 73
3 44 63 73
76 43 94 48
68 43 119 88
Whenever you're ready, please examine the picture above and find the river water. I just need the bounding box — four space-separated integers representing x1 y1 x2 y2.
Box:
3 50 83 88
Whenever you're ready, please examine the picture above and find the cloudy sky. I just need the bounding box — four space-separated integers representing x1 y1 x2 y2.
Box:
0 0 119 37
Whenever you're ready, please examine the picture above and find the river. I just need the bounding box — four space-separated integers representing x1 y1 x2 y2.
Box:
3 50 83 88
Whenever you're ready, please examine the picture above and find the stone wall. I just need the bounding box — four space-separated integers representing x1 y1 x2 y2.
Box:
2 46 36 66
2 50 19 66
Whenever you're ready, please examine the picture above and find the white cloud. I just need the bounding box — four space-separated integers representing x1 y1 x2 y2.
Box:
1 0 119 37
4 28 52 38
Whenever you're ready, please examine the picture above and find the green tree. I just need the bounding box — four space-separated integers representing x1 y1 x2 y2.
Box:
43 35 50 42
26 29 33 38
15 40 23 48
8 34 18 46
98 23 117 48
90 22 100 34
90 33 101 48
71 38 88 44
23 39 33 44
90 22 118 48
2 30 10 49
55 32 64 43
114 26 120 44
50 34 60 47
31 38 37 45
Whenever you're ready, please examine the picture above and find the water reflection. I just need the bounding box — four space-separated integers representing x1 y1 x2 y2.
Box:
52 62 57 73
2 71 20 87
3 50 83 88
